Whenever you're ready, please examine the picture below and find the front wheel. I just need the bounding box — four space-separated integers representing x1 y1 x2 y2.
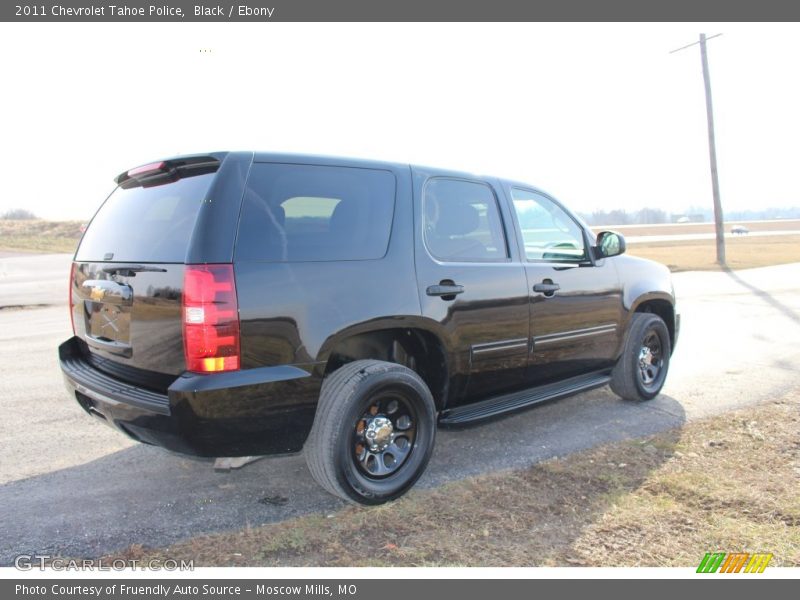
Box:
304 360 436 505
610 313 671 401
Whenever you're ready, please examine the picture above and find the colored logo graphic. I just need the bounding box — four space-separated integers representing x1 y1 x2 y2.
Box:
697 552 773 573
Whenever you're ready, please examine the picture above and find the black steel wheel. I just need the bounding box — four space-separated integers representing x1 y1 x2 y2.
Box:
610 312 671 401
352 391 418 479
304 360 436 505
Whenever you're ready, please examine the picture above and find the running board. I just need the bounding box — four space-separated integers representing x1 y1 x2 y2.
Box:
438 372 611 426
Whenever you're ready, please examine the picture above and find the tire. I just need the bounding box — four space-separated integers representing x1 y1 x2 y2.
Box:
304 359 437 505
610 312 671 402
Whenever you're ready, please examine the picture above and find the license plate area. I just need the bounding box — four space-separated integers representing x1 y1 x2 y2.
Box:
81 279 134 357
87 301 131 343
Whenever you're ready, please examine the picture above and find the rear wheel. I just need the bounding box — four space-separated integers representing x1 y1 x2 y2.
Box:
304 360 436 505
610 313 671 401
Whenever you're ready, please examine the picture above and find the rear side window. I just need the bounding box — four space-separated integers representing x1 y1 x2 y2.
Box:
236 163 396 262
76 173 215 263
422 178 508 262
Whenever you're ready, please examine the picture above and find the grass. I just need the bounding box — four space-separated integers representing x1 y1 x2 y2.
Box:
99 389 800 568
0 219 83 254
627 234 800 272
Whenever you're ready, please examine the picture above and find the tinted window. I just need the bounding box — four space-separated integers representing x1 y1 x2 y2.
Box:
423 178 508 262
511 188 587 262
236 164 396 262
76 173 214 263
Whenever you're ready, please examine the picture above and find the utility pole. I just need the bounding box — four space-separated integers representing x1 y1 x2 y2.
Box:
671 33 726 266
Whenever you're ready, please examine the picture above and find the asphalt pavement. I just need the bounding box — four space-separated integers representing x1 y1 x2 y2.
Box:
0 252 72 308
0 254 798 563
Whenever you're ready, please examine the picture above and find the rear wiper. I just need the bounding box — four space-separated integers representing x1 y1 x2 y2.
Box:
102 264 168 276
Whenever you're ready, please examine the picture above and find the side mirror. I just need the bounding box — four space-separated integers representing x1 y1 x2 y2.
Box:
595 231 626 259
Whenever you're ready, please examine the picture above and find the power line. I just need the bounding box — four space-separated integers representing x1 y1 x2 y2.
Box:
669 33 722 54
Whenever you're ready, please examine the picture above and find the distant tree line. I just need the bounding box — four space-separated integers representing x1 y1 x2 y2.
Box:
578 207 670 226
719 206 800 221
579 205 800 226
1 208 38 220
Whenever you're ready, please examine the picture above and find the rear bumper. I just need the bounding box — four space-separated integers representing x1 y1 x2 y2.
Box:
59 337 322 457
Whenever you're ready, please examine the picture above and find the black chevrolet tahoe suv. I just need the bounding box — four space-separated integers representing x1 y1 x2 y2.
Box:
60 151 679 504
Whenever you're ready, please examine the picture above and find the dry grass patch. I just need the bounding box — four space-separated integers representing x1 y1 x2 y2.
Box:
0 219 83 253
97 390 800 568
571 408 800 566
628 234 800 272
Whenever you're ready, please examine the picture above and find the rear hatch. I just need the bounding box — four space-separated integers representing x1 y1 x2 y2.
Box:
70 157 220 389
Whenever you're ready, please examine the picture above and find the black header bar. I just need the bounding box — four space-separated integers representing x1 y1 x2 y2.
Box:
4 1 800 22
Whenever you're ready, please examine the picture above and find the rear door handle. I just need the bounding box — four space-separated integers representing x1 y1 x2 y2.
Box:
533 282 560 295
426 284 464 298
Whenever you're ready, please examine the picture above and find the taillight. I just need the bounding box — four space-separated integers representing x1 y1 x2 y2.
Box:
182 264 241 373
69 262 76 335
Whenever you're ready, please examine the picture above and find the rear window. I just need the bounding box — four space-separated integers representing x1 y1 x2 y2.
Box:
76 173 215 263
236 163 396 262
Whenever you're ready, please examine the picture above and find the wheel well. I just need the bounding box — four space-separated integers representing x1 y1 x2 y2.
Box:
324 329 449 409
635 299 675 349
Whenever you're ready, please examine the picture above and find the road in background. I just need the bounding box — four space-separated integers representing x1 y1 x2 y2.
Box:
592 218 800 236
0 256 798 563
624 230 800 244
0 252 72 308
588 218 800 243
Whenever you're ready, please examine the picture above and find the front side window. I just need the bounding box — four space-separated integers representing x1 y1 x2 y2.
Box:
236 164 396 262
423 178 508 262
511 188 587 262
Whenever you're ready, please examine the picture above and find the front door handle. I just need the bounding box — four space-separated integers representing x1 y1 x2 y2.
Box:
533 281 560 296
426 283 464 298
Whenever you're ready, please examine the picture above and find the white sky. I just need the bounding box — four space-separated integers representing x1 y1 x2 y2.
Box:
1 22 798 220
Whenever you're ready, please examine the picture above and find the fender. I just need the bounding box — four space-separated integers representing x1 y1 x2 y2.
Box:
316 315 455 372
315 315 457 407
616 254 675 312
615 254 679 350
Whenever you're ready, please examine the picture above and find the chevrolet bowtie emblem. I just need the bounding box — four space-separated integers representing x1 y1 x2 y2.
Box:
90 286 106 301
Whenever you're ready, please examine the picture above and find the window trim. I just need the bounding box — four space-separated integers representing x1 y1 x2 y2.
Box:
509 186 594 266
421 176 511 265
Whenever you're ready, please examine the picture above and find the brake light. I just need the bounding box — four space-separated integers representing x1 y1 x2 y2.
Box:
127 161 166 178
182 264 241 373
68 262 76 335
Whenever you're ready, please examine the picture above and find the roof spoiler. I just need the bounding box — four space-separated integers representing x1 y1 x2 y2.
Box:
115 155 221 188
